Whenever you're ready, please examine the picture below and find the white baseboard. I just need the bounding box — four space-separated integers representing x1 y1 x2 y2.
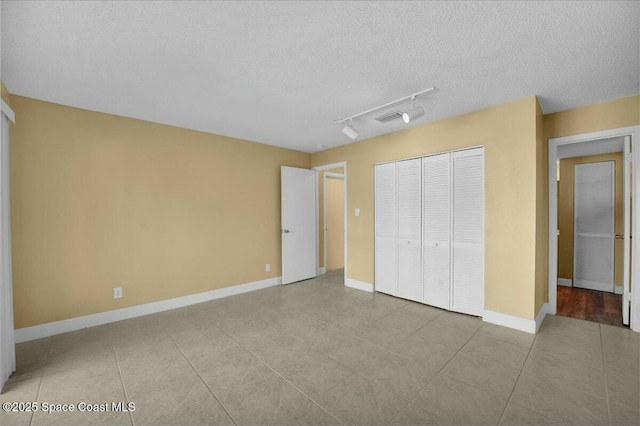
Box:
15 276 282 343
615 285 623 295
535 303 550 333
318 267 327 275
482 303 549 334
557 278 572 287
345 278 374 293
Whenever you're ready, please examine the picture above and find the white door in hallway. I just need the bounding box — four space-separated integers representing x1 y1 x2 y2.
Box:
281 166 317 284
574 161 615 292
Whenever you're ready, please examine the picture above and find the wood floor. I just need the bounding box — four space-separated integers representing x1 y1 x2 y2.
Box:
557 285 624 327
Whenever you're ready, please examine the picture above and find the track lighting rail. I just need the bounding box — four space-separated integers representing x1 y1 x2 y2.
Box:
334 87 435 124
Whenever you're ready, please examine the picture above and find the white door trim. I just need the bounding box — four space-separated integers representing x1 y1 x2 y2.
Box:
1 100 14 123
623 136 632 325
313 162 348 286
548 125 640 332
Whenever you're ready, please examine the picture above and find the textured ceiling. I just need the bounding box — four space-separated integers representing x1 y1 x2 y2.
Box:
1 1 638 153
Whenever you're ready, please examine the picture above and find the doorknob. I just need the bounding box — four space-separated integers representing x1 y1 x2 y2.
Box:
282 229 290 234
615 234 624 239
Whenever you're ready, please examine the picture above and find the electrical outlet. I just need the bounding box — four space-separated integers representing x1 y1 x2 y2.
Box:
113 287 123 299
266 264 271 272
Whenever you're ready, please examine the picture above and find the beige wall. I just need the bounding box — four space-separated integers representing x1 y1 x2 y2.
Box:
558 153 623 285
10 95 310 329
535 99 549 314
10 89 639 329
544 95 640 140
325 176 344 271
312 96 540 319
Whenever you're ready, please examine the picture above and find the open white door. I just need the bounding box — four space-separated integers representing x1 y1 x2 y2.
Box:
281 166 317 284
623 136 631 325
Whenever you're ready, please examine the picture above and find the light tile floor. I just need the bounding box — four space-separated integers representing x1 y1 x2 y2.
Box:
1 270 639 425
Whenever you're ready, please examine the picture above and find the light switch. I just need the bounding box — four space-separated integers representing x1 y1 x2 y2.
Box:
355 208 360 217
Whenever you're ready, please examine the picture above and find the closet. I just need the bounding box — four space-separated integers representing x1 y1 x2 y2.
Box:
374 147 484 316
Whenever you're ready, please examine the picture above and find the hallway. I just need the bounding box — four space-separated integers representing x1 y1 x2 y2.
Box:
557 286 624 328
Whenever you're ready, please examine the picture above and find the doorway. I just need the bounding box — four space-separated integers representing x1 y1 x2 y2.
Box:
313 162 348 285
557 141 624 326
557 155 621 326
324 173 345 272
549 126 640 332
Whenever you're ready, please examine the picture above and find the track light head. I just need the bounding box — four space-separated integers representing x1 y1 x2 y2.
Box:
402 106 424 124
342 122 358 140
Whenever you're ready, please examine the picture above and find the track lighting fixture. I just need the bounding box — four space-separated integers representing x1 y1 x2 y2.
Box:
401 96 425 124
335 87 435 138
402 106 424 124
342 119 359 140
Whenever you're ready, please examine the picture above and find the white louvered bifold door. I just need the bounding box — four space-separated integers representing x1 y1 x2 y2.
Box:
422 153 451 310
375 162 397 296
573 161 615 292
451 148 484 316
397 159 422 302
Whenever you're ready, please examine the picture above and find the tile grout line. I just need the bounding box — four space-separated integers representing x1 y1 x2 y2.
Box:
496 324 538 425
313 371 358 401
28 337 53 426
262 306 425 400
244 308 388 404
260 296 411 367
290 302 441 363
384 399 414 426
599 324 613 426
112 345 136 426
407 323 484 413
340 371 416 426
500 317 615 424
265 293 497 407
159 325 239 426
389 311 444 346
211 323 347 426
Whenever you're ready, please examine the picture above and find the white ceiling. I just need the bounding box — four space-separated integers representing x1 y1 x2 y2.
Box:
1 1 638 153
557 136 625 159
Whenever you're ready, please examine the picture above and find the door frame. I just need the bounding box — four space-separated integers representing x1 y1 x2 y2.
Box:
572 161 615 292
548 125 640 332
312 162 348 285
323 172 345 274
